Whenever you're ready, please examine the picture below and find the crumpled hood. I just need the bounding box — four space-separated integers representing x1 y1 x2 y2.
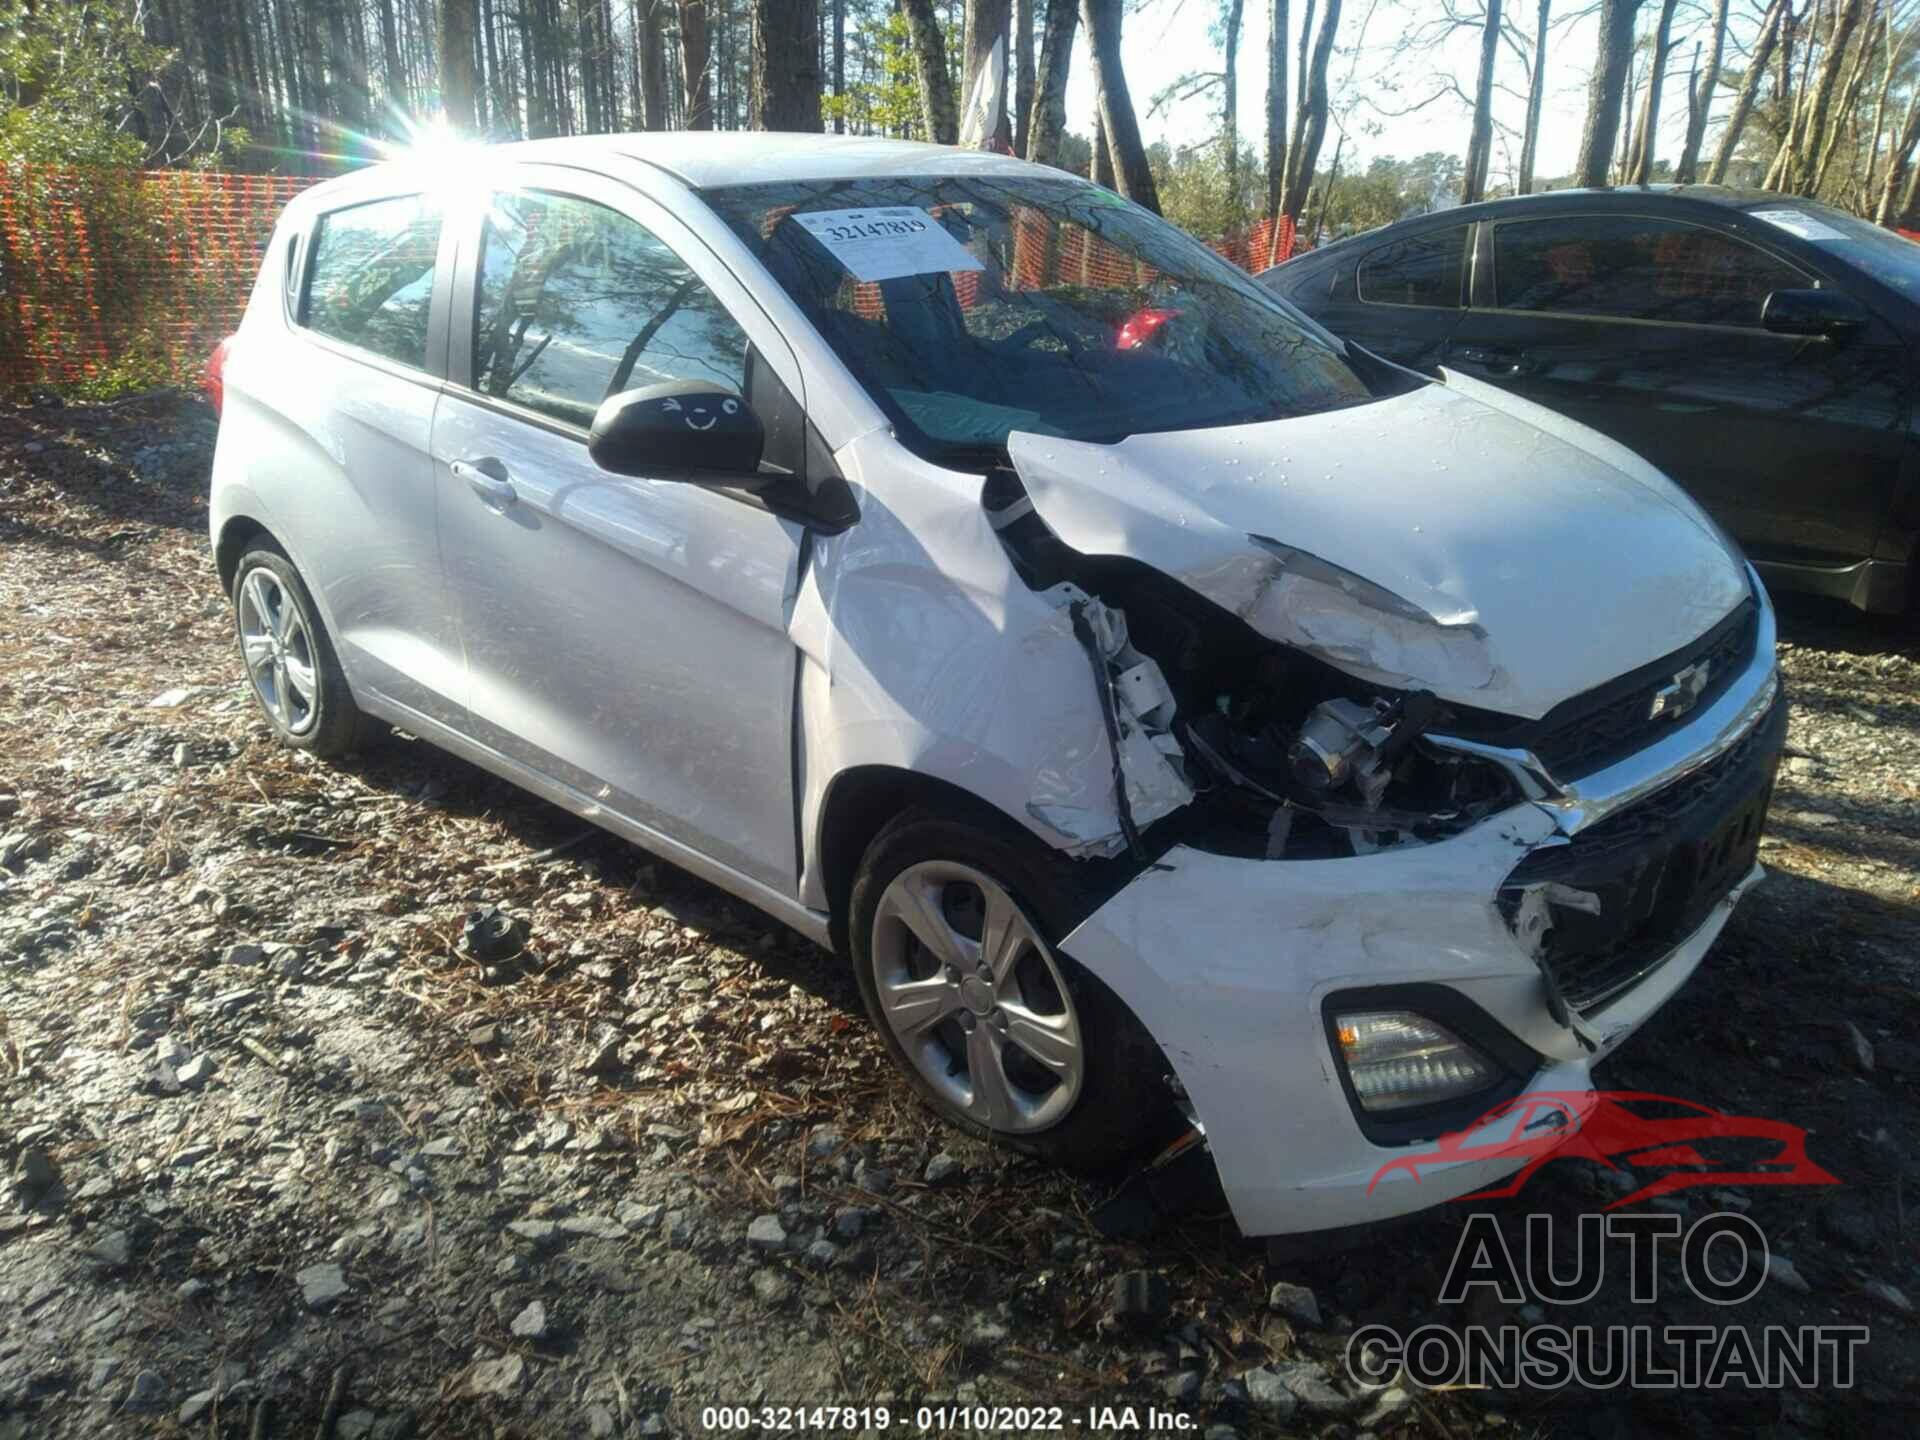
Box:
1007 376 1751 721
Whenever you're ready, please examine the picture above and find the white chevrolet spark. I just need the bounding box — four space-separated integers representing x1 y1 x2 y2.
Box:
208 134 1784 1238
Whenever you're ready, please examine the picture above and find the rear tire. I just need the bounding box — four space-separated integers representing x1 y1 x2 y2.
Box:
230 541 372 758
848 809 1184 1176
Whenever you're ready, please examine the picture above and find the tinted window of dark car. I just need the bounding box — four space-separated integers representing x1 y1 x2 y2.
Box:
1357 227 1468 308
1493 215 1802 327
303 194 442 369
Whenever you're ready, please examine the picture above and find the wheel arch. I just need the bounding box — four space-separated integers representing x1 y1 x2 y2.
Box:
811 763 1152 960
812 765 1032 957
214 514 275 596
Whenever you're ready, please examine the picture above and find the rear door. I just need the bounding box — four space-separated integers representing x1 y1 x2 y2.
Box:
1445 209 1906 570
430 164 807 894
1303 220 1473 368
263 189 465 728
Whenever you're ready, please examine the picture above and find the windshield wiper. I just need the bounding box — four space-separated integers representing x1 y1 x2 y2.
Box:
921 441 1011 472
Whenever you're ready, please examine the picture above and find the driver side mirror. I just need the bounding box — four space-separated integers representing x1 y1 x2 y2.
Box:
588 380 765 480
1761 288 1868 339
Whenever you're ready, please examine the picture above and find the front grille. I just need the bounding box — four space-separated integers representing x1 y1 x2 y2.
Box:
1447 599 1759 780
1498 689 1786 1015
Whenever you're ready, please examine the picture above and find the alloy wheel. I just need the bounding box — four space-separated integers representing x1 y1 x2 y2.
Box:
870 860 1083 1133
236 567 319 736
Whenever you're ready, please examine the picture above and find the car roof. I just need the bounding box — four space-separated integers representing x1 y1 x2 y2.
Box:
1271 183 1799 274
1464 182 1781 213
295 132 1064 208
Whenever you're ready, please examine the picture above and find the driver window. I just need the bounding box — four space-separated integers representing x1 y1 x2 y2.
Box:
1492 215 1803 328
473 190 749 427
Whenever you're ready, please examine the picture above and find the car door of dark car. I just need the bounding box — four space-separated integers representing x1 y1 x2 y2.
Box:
1443 210 1906 575
1299 223 1472 368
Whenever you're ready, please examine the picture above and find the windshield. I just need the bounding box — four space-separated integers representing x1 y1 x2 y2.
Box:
701 175 1372 464
1742 200 1920 300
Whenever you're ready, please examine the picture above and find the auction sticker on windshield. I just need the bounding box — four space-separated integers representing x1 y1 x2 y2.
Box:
1749 208 1850 242
790 207 985 282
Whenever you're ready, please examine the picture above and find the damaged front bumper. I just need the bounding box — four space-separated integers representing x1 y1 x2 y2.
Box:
1057 582 1785 1238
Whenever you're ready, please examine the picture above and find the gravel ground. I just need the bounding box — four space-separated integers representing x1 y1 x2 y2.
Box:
1 393 1917 1438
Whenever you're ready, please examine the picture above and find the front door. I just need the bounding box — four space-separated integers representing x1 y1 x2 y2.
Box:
431 167 807 893
1446 210 1907 571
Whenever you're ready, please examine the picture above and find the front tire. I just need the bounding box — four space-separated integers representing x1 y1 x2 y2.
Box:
848 810 1183 1175
230 542 371 758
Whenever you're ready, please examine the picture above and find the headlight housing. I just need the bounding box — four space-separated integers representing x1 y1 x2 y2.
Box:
1332 1010 1497 1112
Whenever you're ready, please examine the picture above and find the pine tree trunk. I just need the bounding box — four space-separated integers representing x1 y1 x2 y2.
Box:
1461 0 1502 202
1707 0 1784 182
594 0 618 131
520 0 547 136
639 0 669 128
1809 19 1872 198
1627 0 1679 184
751 0 822 130
1897 124 1920 227
1266 0 1288 227
1574 0 1643 188
582 0 604 131
1772 0 1804 181
378 0 410 116
901 0 959 142
1081 0 1160 211
680 0 712 128
1014 0 1035 155
1789 0 1868 194
1026 0 1078 164
1518 0 1550 194
440 0 479 132
964 0 1012 147
1617 53 1639 181
1674 0 1729 181
203 0 236 130
1223 0 1245 219
480 0 505 134
1860 5 1897 209
833 0 847 133
1091 112 1115 186
1280 0 1338 220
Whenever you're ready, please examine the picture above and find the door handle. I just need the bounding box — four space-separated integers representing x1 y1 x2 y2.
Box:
451 458 516 507
1451 344 1526 376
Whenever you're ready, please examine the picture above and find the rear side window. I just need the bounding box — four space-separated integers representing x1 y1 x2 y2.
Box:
1493 215 1803 327
472 190 750 428
302 194 442 369
1357 227 1468 308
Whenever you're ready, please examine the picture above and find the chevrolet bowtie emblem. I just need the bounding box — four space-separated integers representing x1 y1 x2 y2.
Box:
1649 660 1712 721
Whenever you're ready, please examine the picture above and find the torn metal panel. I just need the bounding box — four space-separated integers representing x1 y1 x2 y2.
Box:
1506 881 1606 1052
789 434 1192 905
1006 381 1751 720
1052 588 1194 855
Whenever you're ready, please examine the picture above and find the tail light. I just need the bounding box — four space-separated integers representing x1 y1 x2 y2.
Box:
203 335 236 417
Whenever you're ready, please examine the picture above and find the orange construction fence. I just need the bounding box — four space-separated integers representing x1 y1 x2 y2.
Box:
0 165 318 388
0 166 1301 390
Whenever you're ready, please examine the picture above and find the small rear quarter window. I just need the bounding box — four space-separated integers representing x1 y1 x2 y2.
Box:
1357 227 1469 308
302 194 442 370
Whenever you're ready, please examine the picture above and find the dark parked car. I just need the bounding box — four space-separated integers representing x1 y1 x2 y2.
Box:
1260 187 1919 614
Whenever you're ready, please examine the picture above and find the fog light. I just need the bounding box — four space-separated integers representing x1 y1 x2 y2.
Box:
1334 1011 1496 1112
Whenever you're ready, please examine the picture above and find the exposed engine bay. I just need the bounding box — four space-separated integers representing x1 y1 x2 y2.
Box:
982 467 1524 862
